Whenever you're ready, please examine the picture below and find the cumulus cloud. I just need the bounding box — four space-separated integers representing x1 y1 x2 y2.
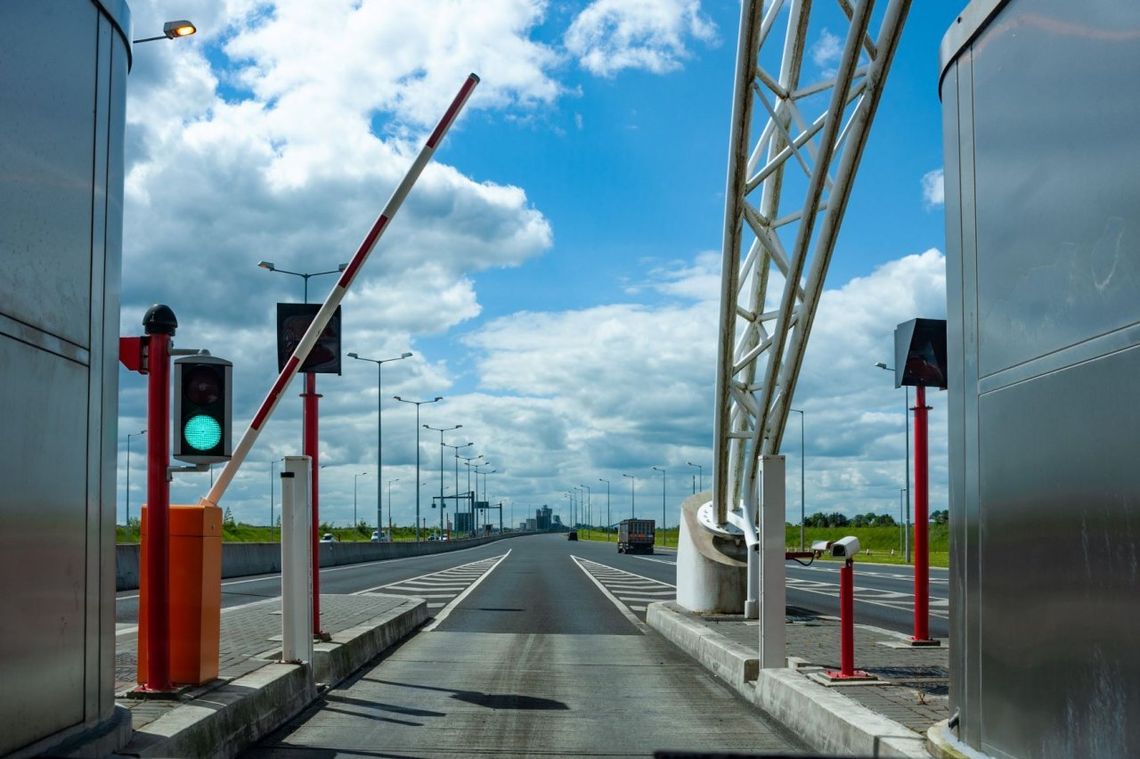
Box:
810 28 843 76
565 0 717 77
922 168 945 209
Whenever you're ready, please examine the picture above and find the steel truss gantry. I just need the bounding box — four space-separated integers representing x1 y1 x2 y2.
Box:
711 0 911 536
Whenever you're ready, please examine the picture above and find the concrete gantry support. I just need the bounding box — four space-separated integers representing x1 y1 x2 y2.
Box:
676 492 747 613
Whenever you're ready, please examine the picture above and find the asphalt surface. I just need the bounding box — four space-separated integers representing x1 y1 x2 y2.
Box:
244 533 807 758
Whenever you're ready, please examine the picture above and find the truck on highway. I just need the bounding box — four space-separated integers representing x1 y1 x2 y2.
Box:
617 518 655 554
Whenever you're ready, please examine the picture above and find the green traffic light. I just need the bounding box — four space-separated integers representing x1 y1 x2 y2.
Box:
184 414 222 451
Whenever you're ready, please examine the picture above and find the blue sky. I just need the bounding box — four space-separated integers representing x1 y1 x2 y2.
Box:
118 1 961 530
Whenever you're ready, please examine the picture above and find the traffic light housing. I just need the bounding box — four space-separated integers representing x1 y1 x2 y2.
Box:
893 318 948 389
173 356 232 464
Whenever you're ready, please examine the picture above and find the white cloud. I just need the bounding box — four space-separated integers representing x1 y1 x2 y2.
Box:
810 28 843 75
565 0 717 77
922 168 945 209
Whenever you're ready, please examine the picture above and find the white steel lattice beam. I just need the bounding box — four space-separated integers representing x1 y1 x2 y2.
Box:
713 0 911 528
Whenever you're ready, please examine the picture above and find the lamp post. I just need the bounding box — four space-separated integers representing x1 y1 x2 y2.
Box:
686 461 703 494
460 454 484 537
476 467 495 530
876 362 910 562
651 466 666 544
444 441 473 534
598 478 611 540
259 259 347 636
622 473 636 519
387 479 399 539
348 351 412 543
789 408 806 551
133 19 196 43
393 395 442 542
352 472 368 527
125 429 145 527
425 424 462 536
579 484 592 537
899 488 906 555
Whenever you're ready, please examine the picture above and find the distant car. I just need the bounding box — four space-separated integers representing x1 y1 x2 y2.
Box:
427 535 438 541
320 533 336 543
566 530 578 541
370 530 383 543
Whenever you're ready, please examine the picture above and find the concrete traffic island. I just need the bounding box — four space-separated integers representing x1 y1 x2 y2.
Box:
648 601 948 758
106 594 427 759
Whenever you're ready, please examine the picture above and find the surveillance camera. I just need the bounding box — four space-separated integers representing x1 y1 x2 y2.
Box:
830 536 860 559
811 540 832 553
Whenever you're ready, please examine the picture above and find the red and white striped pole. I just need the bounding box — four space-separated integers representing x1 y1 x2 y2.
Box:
201 73 480 510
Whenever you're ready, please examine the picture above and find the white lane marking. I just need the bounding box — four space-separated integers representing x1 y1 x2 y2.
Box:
352 554 507 595
421 551 511 633
630 556 676 566
572 556 649 633
786 583 950 619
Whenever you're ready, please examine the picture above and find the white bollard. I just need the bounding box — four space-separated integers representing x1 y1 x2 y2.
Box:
281 456 313 665
758 455 786 669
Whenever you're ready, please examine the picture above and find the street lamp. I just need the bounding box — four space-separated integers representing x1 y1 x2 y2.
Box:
125 429 146 527
387 478 400 539
353 472 368 527
425 424 462 536
348 351 413 537
393 395 442 541
651 467 666 543
686 462 703 494
622 473 636 519
598 478 611 540
133 20 197 43
876 361 910 563
789 408 806 551
579 484 592 537
460 453 484 536
444 441 474 534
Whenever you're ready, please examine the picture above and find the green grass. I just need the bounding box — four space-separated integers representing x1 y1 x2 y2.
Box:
576 524 949 567
116 522 436 544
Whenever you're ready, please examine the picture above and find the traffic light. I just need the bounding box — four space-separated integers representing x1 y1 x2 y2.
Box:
173 356 232 464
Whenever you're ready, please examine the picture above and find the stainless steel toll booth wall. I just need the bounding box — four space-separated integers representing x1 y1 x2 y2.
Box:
0 1 131 755
940 2 1140 757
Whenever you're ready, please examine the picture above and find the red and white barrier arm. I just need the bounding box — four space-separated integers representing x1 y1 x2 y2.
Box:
201 73 480 508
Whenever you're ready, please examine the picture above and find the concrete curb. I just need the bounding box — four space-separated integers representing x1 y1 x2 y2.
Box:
313 597 428 685
647 601 930 758
927 720 992 759
117 597 427 758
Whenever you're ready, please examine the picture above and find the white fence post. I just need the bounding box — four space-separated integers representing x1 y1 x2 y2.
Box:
282 455 313 664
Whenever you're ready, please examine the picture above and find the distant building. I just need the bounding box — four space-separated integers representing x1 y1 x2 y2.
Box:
536 505 552 531
525 518 537 531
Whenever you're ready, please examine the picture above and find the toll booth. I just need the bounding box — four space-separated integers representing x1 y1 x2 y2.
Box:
941 2 1140 756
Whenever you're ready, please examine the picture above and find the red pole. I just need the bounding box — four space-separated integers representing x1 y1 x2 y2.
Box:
143 328 173 691
303 372 323 637
840 558 855 677
913 385 930 642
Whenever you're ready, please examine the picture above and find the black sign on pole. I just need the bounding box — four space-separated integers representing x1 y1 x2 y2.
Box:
893 318 948 389
276 303 342 374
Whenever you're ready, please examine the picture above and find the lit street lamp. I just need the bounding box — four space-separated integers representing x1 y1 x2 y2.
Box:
348 351 413 537
394 395 442 541
133 19 196 43
876 361 911 563
125 429 146 526
353 472 368 527
622 473 636 519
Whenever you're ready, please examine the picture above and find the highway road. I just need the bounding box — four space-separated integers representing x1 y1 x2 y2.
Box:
244 533 807 757
116 534 949 639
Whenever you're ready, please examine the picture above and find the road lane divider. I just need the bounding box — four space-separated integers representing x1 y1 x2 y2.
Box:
572 556 677 632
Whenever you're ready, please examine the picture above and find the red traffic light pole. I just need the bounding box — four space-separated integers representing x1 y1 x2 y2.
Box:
119 305 178 693
912 386 937 645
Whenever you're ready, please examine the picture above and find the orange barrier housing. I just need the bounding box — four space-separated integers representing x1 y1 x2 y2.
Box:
137 504 222 685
